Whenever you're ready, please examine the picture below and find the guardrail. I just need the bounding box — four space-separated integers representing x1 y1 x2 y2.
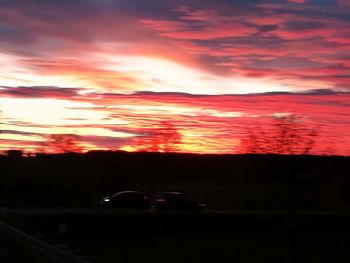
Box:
0 220 93 263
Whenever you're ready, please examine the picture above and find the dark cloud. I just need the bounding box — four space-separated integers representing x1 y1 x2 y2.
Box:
258 25 278 32
1 129 41 137
283 20 326 31
0 85 348 105
249 57 322 70
0 24 34 43
0 86 82 99
3 120 54 128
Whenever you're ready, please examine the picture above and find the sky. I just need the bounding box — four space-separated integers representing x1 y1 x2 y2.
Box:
0 0 349 155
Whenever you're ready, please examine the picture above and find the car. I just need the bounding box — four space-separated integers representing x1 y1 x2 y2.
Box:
100 191 150 209
150 192 207 211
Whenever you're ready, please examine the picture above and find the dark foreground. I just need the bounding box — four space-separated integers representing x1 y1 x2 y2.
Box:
2 209 350 263
1 152 350 262
1 152 350 211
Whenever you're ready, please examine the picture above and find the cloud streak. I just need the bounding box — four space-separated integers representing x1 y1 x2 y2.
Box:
1 87 349 155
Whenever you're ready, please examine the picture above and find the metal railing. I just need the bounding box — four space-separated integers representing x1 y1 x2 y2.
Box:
0 220 93 263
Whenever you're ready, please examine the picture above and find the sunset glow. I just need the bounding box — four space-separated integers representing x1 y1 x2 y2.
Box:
0 0 349 155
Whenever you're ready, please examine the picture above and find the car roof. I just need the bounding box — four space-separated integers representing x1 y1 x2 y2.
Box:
111 191 144 197
154 192 184 196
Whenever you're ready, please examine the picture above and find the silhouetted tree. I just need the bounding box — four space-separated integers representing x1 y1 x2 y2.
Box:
134 121 181 152
240 114 318 154
45 134 83 153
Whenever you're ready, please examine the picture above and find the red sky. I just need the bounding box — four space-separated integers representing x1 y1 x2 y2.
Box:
0 0 349 155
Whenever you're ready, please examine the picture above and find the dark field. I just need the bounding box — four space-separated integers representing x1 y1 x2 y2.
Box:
3 209 350 263
1 152 350 211
1 152 350 262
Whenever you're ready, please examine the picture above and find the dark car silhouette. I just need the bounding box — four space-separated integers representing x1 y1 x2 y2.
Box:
100 191 150 209
151 192 207 211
